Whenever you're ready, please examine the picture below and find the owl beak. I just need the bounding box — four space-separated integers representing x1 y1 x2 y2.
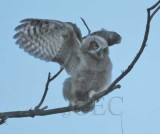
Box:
96 50 102 57
97 48 106 57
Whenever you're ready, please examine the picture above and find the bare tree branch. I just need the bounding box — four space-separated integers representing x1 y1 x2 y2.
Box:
96 0 160 98
0 1 160 125
0 84 121 120
150 5 160 20
34 67 64 111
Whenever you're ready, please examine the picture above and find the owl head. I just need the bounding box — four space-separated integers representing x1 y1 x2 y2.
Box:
81 35 109 60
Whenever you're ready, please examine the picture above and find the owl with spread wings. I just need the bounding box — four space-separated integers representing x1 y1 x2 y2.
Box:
14 18 121 113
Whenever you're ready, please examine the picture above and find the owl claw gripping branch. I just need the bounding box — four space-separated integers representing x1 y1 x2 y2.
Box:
14 18 121 113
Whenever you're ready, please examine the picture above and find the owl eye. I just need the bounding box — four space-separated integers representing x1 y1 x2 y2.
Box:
89 41 99 50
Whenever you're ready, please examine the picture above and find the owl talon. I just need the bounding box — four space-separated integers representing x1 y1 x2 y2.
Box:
89 90 97 99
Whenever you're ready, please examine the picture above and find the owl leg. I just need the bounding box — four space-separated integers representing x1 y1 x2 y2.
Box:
63 77 95 113
63 77 73 102
75 88 95 113
63 77 82 107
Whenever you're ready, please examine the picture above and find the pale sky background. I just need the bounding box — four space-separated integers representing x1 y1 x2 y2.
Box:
0 0 160 134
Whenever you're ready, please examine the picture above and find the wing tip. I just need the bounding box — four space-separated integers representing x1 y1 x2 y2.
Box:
20 18 34 23
13 32 21 39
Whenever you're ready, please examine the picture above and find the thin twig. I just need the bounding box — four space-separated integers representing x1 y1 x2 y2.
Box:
34 67 63 111
50 67 64 81
150 5 160 20
80 17 91 35
148 0 160 10
0 116 8 125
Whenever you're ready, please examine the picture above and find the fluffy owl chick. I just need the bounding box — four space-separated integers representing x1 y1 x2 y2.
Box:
63 35 112 113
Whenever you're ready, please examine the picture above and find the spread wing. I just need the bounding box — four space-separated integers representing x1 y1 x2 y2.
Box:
14 18 82 74
83 29 121 46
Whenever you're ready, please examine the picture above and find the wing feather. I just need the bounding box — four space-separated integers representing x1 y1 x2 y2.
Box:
83 29 121 46
92 29 121 46
14 18 82 73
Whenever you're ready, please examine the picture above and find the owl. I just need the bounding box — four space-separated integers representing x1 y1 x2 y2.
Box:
14 18 121 113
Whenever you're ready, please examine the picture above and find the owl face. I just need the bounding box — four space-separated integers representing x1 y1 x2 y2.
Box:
81 35 109 59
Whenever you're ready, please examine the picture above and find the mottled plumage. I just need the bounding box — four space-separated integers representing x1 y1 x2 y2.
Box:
63 35 112 112
14 18 121 113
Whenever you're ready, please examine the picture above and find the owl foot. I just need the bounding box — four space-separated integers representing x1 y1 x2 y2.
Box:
89 90 97 99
